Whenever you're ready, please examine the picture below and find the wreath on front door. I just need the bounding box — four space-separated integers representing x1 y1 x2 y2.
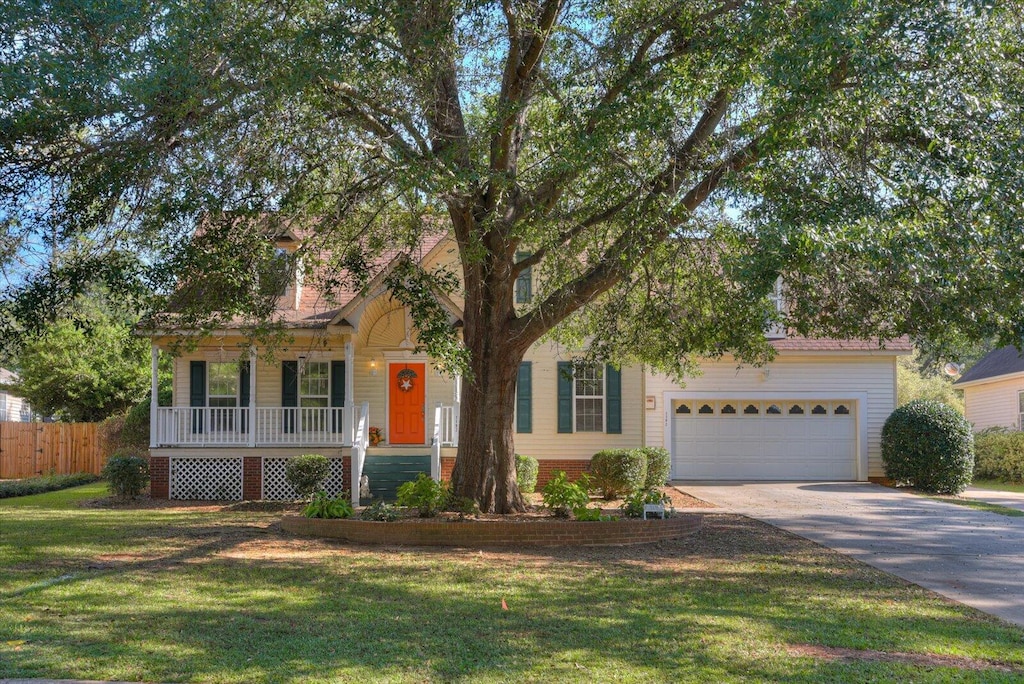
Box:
396 367 418 392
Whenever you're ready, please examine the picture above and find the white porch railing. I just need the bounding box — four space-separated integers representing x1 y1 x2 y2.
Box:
351 402 369 507
154 407 352 447
439 404 458 447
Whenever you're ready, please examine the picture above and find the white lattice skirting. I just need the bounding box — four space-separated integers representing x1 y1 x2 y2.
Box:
262 457 347 501
169 457 243 501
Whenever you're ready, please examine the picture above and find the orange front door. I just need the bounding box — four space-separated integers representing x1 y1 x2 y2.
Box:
389 363 426 444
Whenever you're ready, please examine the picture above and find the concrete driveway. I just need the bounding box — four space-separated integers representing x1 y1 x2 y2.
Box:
676 481 1024 627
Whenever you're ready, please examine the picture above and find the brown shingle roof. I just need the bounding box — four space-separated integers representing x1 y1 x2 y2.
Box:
770 336 913 353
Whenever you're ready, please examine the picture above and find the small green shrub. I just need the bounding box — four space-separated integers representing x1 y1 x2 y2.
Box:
102 452 150 499
515 454 539 494
541 471 590 517
0 472 100 499
284 454 330 500
303 492 354 519
638 447 671 489
881 399 974 494
447 495 480 518
974 429 1024 482
622 488 672 519
119 400 152 451
360 500 401 522
396 473 450 517
589 449 647 499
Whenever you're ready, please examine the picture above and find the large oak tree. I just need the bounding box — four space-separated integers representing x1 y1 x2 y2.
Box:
2 1 1022 511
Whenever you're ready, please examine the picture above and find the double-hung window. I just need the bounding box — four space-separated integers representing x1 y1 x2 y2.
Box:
574 365 604 432
300 361 330 432
208 362 239 431
1018 391 1024 430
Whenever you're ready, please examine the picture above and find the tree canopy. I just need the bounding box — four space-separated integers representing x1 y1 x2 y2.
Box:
8 291 152 422
2 0 1022 509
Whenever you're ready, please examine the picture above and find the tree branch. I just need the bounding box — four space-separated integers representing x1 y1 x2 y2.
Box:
512 87 731 277
319 79 431 156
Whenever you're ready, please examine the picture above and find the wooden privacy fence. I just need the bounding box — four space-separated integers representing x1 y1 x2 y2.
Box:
0 422 108 479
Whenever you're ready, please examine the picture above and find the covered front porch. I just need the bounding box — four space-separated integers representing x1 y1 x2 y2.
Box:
149 335 461 450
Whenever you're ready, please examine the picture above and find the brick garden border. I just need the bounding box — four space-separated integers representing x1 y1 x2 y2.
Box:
281 513 702 547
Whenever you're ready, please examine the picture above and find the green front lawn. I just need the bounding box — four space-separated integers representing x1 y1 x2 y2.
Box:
2 485 1023 683
971 479 1024 494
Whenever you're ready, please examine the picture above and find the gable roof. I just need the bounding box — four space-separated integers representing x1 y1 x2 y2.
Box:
954 345 1024 386
154 225 450 331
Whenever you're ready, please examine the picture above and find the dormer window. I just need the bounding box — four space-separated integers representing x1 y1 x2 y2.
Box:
515 252 532 304
766 276 787 339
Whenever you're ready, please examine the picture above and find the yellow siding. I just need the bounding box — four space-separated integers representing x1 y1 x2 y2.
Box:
645 355 897 478
512 342 645 461
963 377 1024 431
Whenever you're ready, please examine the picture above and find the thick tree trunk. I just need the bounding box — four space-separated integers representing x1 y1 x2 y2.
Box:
450 335 526 513
448 209 529 513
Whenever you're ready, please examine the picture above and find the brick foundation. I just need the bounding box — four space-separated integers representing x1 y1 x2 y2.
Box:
149 456 169 498
536 460 590 486
282 513 702 547
243 457 262 500
439 457 589 488
440 456 455 480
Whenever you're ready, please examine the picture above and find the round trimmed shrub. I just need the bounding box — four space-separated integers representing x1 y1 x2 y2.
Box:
515 454 539 494
102 451 150 499
881 400 974 494
637 447 671 489
589 449 648 500
285 454 331 500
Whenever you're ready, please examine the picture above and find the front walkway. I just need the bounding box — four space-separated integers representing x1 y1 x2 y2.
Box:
676 481 1024 627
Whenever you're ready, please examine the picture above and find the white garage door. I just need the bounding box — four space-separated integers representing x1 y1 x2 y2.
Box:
671 399 857 480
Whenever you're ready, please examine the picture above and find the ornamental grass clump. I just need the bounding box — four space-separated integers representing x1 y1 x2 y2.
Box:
284 454 330 500
515 454 539 494
589 449 647 499
882 400 974 494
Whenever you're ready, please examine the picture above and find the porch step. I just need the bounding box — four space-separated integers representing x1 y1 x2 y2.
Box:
360 454 431 504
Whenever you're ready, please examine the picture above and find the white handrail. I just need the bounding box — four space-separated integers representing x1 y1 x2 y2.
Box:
152 407 350 447
351 401 370 507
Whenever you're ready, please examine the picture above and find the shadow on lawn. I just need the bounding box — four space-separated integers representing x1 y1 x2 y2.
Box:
5 514 1024 683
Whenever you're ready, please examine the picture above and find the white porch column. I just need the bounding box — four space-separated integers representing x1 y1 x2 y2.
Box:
149 344 159 448
345 341 355 443
453 373 461 444
248 345 257 448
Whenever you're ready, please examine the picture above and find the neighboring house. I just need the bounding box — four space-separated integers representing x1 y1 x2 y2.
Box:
145 229 910 501
954 345 1024 431
0 368 33 422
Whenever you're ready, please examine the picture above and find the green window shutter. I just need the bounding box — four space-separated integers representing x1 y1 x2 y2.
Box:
516 361 532 434
330 360 345 433
557 361 573 433
605 363 621 434
282 361 298 434
189 361 205 434
239 361 251 406
239 361 251 434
